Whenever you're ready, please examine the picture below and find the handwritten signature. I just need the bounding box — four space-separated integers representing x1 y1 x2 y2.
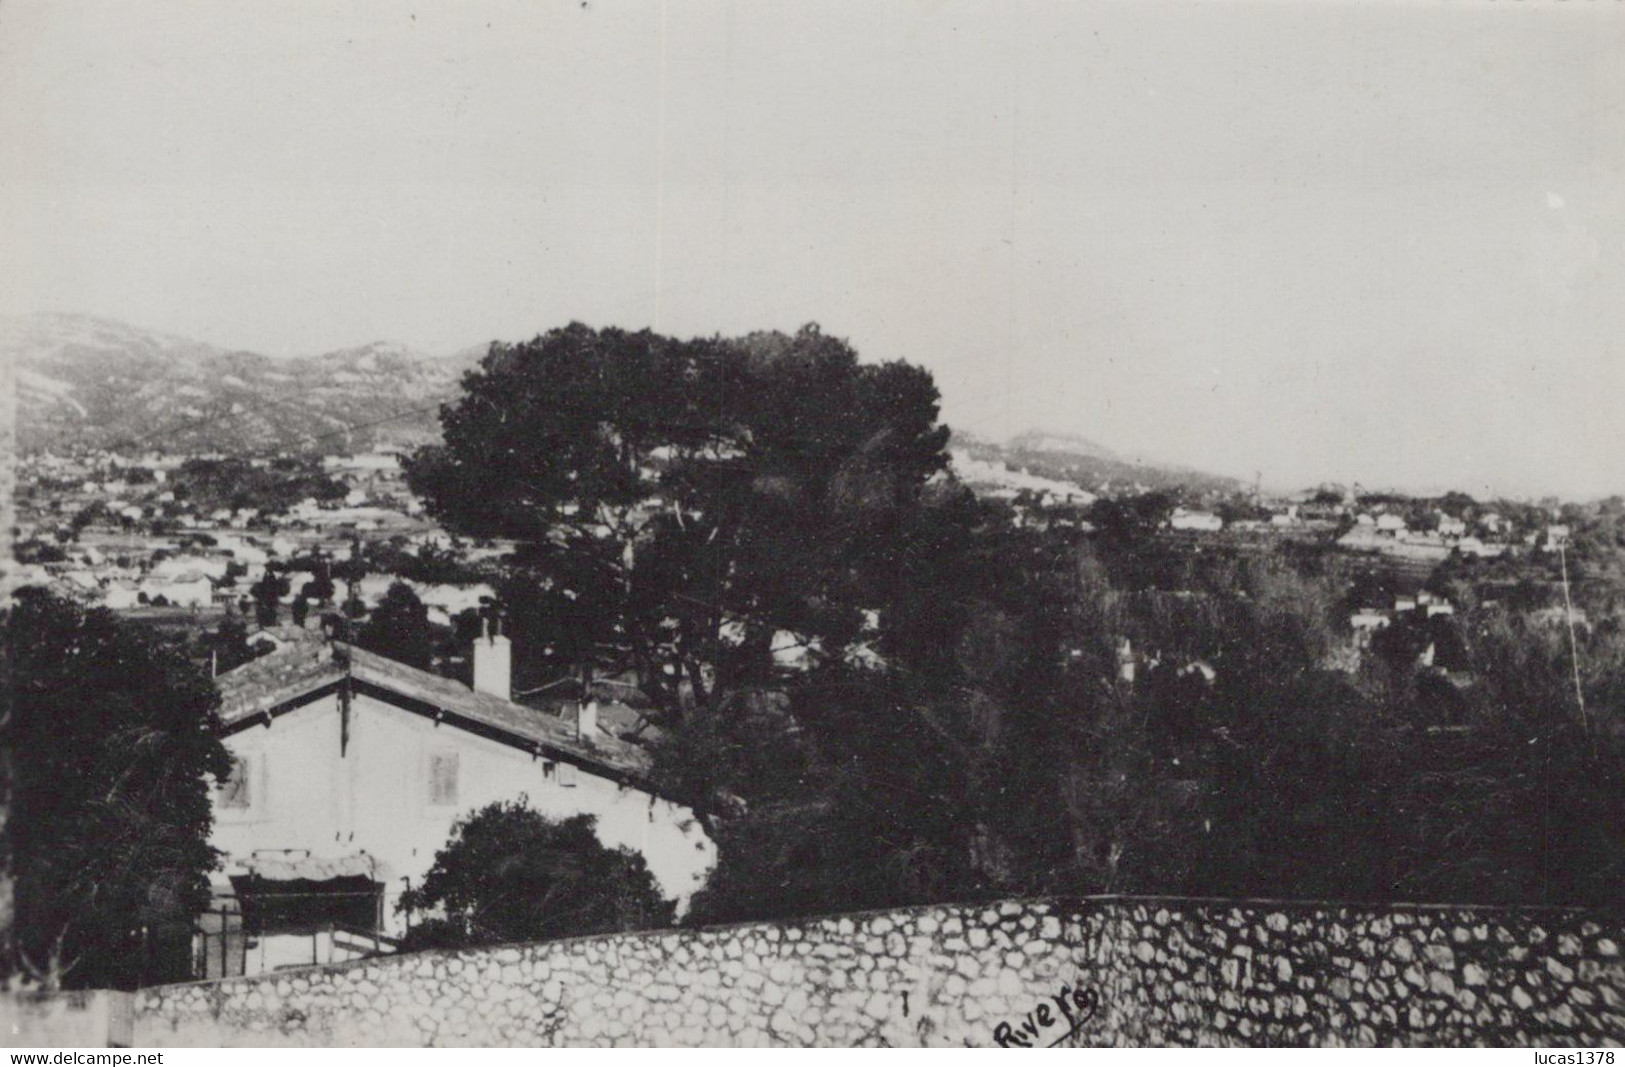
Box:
991 979 1101 1048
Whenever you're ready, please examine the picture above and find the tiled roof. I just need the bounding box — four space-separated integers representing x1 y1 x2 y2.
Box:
214 631 653 783
215 632 344 723
342 644 652 776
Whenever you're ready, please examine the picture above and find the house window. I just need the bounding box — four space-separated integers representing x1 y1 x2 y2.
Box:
429 752 460 806
219 756 251 810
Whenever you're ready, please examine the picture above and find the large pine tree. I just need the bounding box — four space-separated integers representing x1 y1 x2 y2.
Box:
3 588 230 989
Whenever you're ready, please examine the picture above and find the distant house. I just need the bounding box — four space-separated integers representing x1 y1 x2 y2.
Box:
325 452 403 473
140 573 213 608
244 625 301 654
104 582 141 609
1169 508 1224 533
1337 525 1384 550
151 554 231 581
61 570 100 593
1375 514 1407 534
1530 606 1590 631
1350 610 1391 633
1178 660 1218 684
213 535 269 566
1456 536 1505 560
204 628 715 977
1437 516 1467 538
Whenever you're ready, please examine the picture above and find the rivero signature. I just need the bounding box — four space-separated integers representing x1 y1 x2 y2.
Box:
991 978 1101 1047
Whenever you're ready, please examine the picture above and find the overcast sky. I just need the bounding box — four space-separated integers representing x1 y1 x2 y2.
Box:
2 1 1621 498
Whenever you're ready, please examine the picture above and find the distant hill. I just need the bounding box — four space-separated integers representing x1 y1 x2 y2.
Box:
4 315 1245 500
1005 430 1123 463
2 313 484 455
952 428 1242 497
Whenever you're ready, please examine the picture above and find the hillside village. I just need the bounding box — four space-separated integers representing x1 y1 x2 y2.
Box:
6 320 1625 1002
10 424 1615 708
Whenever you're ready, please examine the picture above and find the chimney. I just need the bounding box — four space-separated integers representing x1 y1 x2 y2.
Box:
472 617 512 702
577 700 599 741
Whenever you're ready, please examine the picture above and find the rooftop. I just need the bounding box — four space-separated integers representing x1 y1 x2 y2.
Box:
214 629 656 784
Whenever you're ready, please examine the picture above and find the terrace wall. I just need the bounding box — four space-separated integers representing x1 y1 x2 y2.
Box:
134 897 1625 1047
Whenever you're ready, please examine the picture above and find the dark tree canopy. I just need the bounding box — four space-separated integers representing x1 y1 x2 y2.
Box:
356 581 435 669
406 318 1625 930
2 589 230 989
249 570 290 628
204 616 254 675
407 322 951 725
397 802 673 950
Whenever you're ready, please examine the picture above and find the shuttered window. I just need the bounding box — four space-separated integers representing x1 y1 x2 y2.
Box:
429 752 459 806
219 756 251 810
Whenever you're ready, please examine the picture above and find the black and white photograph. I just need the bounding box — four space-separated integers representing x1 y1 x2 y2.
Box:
1 0 1623 1050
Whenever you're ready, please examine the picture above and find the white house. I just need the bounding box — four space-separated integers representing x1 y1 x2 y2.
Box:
205 628 716 976
141 574 213 608
1349 610 1391 632
1337 525 1385 550
151 555 231 581
1530 606 1590 630
1456 536 1505 560
103 581 141 609
1169 508 1224 533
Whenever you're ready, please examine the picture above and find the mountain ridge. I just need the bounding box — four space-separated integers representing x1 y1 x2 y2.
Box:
2 313 478 455
5 314 1242 494
951 427 1242 496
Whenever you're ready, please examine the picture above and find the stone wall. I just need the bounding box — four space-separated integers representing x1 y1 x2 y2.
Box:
134 897 1625 1047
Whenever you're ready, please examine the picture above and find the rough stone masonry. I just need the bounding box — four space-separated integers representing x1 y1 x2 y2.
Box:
134 896 1624 1047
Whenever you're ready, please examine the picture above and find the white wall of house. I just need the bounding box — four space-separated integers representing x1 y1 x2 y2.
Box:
140 577 213 607
211 691 715 939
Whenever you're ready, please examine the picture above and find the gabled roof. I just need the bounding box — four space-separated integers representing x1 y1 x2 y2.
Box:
215 633 343 723
214 632 659 790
